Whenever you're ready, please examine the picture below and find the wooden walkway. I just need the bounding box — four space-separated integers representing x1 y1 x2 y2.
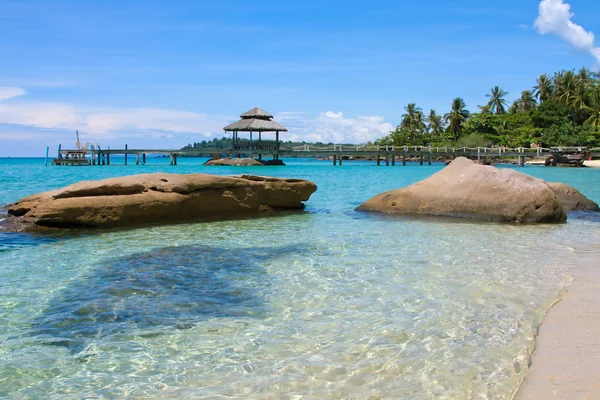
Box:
51 144 598 166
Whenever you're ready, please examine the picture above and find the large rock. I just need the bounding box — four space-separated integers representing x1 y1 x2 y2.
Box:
204 158 264 166
356 157 566 223
4 173 317 230
547 182 600 212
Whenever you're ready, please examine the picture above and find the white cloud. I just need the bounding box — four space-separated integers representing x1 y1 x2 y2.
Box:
280 111 393 144
0 90 230 140
0 87 27 101
534 0 600 62
0 89 392 146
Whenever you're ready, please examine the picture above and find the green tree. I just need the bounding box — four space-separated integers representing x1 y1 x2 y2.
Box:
533 73 554 102
583 85 600 129
396 103 426 144
519 90 537 112
508 100 520 114
426 109 445 141
486 86 509 114
554 70 576 106
444 98 470 141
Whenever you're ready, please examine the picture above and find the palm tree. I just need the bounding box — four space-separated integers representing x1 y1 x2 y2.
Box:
576 67 592 88
486 86 509 114
477 104 491 114
397 103 426 144
426 109 445 139
400 103 424 131
533 74 554 102
570 82 590 124
583 85 600 128
519 90 537 112
444 98 470 141
508 100 520 114
555 70 576 106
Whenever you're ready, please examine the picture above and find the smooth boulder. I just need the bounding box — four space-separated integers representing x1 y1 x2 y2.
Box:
204 158 264 166
356 157 566 223
547 182 600 212
5 173 317 230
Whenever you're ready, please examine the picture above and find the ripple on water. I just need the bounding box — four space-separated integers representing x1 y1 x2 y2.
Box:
0 159 598 399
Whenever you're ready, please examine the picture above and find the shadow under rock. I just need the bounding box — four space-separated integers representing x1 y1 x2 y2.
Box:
24 244 301 357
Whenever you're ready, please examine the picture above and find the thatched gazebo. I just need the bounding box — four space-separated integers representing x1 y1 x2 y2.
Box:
223 107 288 162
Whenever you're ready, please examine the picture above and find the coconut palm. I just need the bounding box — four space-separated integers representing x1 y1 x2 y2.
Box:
400 103 424 132
519 90 537 112
583 85 600 128
570 82 590 124
533 73 554 102
486 86 509 114
444 98 470 141
555 70 576 105
508 100 520 114
477 104 491 114
426 109 445 139
576 67 592 88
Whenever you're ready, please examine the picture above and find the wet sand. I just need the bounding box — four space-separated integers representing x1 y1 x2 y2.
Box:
516 247 600 399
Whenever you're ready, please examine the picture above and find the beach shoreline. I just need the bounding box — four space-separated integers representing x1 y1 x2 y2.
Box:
515 245 600 399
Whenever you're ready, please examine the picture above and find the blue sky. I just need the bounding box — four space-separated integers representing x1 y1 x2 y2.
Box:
0 0 599 156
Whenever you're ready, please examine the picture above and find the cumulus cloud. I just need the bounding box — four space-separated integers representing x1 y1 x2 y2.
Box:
0 90 230 140
277 111 393 144
0 87 27 101
0 88 393 147
534 0 600 62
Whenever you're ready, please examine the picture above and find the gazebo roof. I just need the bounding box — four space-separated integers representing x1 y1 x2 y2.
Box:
239 107 273 119
224 107 288 132
224 118 288 132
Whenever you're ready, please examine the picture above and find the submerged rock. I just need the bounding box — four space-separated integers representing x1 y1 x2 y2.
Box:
203 158 264 166
5 173 317 230
547 182 600 212
356 157 566 223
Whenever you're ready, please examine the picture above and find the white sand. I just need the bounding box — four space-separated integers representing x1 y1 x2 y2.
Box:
584 160 600 168
516 247 600 399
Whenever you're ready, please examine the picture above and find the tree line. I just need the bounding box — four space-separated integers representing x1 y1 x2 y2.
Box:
376 68 600 148
182 137 348 151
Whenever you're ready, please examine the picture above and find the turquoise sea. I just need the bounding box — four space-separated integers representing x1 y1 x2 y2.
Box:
1 157 599 399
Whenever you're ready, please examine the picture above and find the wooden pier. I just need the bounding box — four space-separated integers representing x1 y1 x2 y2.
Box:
51 143 599 167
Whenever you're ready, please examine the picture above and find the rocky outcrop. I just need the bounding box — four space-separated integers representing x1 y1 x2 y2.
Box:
547 183 600 212
356 157 566 223
4 173 317 230
203 158 264 166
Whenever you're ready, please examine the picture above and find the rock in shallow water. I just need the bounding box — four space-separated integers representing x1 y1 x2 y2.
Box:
5 173 317 230
356 157 566 223
203 158 265 166
546 182 600 212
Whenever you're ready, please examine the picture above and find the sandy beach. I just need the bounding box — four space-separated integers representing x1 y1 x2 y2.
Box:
516 246 600 399
584 160 600 168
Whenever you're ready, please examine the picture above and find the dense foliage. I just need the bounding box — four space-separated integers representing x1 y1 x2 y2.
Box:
376 68 600 148
182 137 347 151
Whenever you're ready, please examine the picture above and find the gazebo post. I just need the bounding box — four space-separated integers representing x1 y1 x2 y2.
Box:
250 131 253 159
275 130 279 160
258 131 262 160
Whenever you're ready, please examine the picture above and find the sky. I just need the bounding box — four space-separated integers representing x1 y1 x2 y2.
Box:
0 0 599 156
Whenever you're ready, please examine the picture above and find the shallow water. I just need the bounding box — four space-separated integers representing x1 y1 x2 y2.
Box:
1 157 599 399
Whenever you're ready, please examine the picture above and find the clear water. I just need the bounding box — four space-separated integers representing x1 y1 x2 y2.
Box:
1 157 599 399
